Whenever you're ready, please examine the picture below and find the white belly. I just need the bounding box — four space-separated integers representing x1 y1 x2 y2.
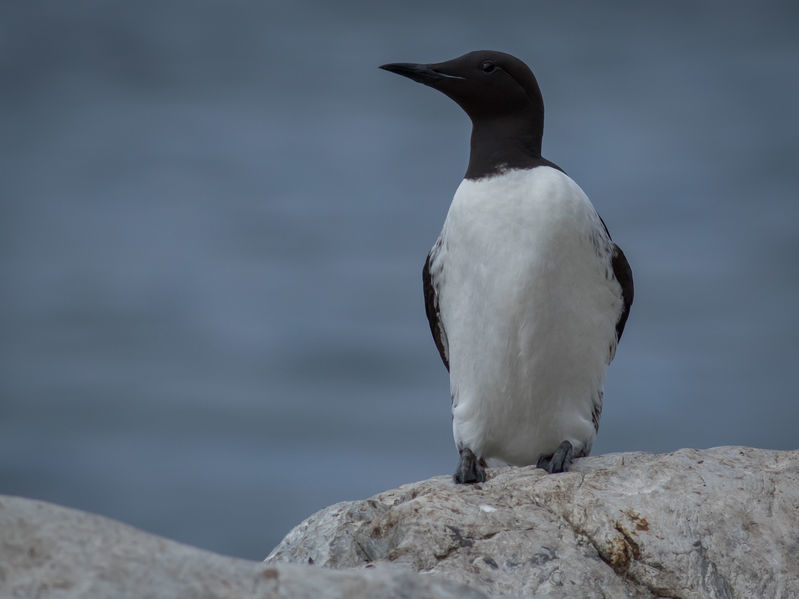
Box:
432 167 623 465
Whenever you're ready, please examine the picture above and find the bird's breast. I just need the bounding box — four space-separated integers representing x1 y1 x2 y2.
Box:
437 166 612 305
432 167 620 464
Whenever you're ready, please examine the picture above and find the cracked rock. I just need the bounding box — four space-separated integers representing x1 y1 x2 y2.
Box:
0 495 488 599
266 446 799 599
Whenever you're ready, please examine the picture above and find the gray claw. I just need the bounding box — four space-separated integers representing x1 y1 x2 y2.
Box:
454 448 487 484
536 440 574 474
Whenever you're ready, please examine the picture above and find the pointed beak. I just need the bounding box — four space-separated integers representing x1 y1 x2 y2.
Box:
379 62 465 87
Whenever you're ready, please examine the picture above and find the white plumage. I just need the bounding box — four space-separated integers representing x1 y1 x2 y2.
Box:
381 50 633 479
428 166 624 466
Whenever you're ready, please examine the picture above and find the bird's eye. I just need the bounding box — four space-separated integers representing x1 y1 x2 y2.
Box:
481 61 496 73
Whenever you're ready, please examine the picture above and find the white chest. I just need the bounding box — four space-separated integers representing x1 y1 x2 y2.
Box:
430 167 621 465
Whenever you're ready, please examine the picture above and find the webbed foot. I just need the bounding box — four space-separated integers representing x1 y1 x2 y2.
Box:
453 448 487 484
536 440 574 474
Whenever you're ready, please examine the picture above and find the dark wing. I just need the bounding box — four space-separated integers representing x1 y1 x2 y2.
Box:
596 214 634 343
611 243 634 342
422 251 449 371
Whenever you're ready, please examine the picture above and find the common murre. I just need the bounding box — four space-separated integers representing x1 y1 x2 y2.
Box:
380 51 634 484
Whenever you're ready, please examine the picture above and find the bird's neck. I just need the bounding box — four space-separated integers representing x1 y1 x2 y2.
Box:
465 115 545 181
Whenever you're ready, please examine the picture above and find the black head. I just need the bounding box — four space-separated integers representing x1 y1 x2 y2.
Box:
380 50 543 123
380 50 556 180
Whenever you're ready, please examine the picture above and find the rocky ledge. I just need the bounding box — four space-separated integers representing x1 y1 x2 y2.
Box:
266 446 799 598
0 494 485 598
2 446 797 598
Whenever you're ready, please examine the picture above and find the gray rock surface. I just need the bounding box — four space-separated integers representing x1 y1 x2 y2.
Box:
0 495 488 599
3 447 796 599
267 447 799 599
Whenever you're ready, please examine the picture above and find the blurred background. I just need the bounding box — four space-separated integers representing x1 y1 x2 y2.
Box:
2 1 797 560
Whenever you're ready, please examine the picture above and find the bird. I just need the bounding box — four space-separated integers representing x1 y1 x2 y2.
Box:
379 50 633 484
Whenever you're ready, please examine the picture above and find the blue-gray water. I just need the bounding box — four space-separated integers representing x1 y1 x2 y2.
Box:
2 1 798 559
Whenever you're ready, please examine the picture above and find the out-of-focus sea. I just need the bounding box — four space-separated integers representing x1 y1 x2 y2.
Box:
2 1 797 559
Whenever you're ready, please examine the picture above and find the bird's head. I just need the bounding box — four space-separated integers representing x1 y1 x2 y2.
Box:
380 50 544 127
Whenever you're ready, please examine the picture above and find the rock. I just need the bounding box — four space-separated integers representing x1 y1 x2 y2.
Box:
0 495 488 599
266 446 799 599
4 447 796 599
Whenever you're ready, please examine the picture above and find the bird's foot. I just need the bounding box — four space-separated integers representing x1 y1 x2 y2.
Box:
536 440 574 474
453 448 487 484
